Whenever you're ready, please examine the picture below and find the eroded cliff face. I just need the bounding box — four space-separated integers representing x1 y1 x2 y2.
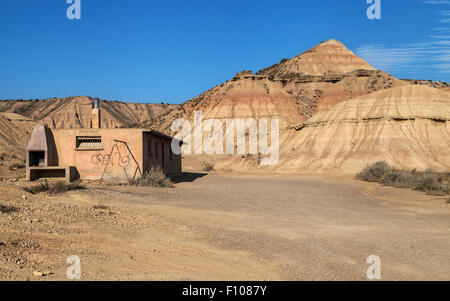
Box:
152 72 407 135
151 77 307 132
280 69 408 116
148 39 449 175
276 85 450 174
0 96 177 129
152 39 408 135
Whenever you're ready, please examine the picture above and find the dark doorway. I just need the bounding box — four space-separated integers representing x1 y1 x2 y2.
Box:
161 143 165 171
29 151 45 167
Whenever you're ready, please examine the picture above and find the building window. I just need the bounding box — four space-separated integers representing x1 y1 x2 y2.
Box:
147 140 152 156
155 141 158 157
76 137 102 149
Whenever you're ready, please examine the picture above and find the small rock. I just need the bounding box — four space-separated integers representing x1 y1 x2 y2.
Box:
33 271 53 277
21 195 27 200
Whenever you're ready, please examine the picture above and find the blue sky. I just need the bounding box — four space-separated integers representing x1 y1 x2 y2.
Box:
0 0 449 103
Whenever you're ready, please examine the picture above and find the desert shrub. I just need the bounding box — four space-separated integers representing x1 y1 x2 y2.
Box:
27 183 50 194
356 161 391 182
202 162 214 172
50 181 85 194
93 205 109 210
381 169 417 188
414 173 449 196
356 162 450 196
9 163 25 170
133 167 173 188
0 204 18 214
25 181 84 195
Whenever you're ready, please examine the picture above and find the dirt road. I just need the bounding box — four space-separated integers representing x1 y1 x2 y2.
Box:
1 173 449 280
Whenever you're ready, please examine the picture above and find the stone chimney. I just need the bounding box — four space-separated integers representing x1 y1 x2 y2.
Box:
92 99 101 129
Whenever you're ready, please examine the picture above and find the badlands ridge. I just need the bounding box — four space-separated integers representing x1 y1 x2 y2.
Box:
0 39 449 175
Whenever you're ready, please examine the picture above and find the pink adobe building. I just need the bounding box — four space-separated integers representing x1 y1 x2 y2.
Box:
26 100 182 183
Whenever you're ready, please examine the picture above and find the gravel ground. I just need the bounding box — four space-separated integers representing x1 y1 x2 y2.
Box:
0 173 449 280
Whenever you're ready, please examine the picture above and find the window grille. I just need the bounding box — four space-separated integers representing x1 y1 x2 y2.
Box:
76 137 102 149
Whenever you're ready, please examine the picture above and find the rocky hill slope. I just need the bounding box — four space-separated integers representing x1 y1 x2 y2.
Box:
151 39 449 174
151 39 408 137
277 85 450 174
257 39 376 79
0 113 37 178
403 79 450 90
0 96 177 129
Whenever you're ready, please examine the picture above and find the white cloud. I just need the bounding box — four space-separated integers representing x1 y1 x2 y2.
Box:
434 40 450 45
429 34 450 39
422 1 450 4
355 1 450 79
356 41 450 75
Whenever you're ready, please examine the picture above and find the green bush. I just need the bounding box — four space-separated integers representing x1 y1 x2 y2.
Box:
133 167 173 188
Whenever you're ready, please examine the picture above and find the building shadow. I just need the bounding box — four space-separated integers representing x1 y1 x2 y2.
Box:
170 172 208 184
45 127 59 166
